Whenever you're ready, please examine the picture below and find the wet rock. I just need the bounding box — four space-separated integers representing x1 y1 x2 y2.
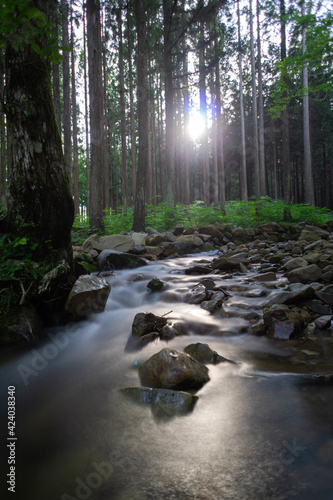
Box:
97 249 148 270
138 348 210 390
99 234 135 253
185 283 208 304
177 234 204 248
263 305 304 340
212 255 248 271
263 284 315 307
315 285 333 306
185 265 213 275
142 246 163 257
200 291 225 313
146 234 165 246
65 275 111 319
147 277 165 292
244 288 267 298
160 324 178 340
119 387 198 417
132 312 168 337
138 332 160 344
314 315 332 329
0 305 43 345
283 257 308 271
183 342 229 364
199 277 216 290
159 241 191 256
288 264 322 284
255 272 277 282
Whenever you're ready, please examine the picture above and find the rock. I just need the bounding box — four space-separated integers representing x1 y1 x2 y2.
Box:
263 284 315 307
200 291 225 313
173 224 184 236
283 257 308 271
137 332 160 344
315 285 333 306
299 230 323 242
131 232 148 246
314 315 332 329
244 288 267 298
119 387 198 417
177 234 204 248
147 277 165 292
199 277 217 290
82 234 107 253
131 312 168 337
0 305 43 345
160 324 178 340
97 249 148 270
138 348 210 390
258 222 283 233
198 225 224 240
212 255 248 271
185 264 213 275
147 227 159 235
288 264 322 284
65 275 111 319
159 241 191 256
255 272 277 282
98 234 135 253
146 234 165 246
142 246 163 257
263 305 304 340
185 283 208 304
183 342 228 364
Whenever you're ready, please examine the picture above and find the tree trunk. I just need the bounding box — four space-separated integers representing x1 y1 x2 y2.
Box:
301 1 315 205
52 11 61 133
163 0 175 207
127 3 136 204
61 0 72 186
118 8 128 213
237 0 248 201
249 0 260 200
5 0 74 258
83 5 90 214
199 22 210 206
215 57 225 213
257 0 266 196
87 0 105 230
132 0 149 231
71 10 80 215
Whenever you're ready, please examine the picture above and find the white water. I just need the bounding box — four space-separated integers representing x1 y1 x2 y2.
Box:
1 253 333 500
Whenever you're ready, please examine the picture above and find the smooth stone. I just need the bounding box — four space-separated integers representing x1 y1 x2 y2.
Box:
65 275 111 319
183 342 229 364
132 312 168 337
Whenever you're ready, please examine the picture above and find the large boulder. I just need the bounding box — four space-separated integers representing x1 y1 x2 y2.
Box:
177 234 204 248
97 249 148 270
65 275 111 319
283 257 308 271
263 305 304 340
132 312 168 337
120 387 198 417
99 234 135 253
288 264 322 284
138 348 210 390
183 342 228 364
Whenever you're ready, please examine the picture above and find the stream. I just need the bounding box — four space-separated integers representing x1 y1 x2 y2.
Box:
1 252 333 500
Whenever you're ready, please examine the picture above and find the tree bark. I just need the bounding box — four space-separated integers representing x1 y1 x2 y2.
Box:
249 0 260 200
132 0 149 231
61 0 72 186
127 3 136 204
87 0 105 230
5 0 74 258
71 10 80 215
301 0 315 205
237 0 248 201
83 5 90 214
118 8 128 213
257 0 266 196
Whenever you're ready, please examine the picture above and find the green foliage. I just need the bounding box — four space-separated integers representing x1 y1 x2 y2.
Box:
71 199 333 243
0 0 69 64
0 234 46 313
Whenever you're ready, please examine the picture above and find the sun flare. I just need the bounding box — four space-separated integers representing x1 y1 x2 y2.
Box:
187 111 207 140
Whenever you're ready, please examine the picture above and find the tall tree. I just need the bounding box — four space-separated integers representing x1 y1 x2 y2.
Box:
257 0 266 196
249 0 260 200
87 0 105 230
71 7 80 214
117 7 128 213
132 0 149 231
237 0 248 201
61 0 72 185
4 0 74 259
300 0 315 205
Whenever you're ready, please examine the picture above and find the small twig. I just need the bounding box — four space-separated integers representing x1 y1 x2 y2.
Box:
161 310 173 318
19 281 33 306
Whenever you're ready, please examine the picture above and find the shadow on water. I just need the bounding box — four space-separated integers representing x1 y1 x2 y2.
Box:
1 253 333 500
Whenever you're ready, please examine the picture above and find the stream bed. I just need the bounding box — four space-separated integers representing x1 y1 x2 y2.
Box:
1 252 333 500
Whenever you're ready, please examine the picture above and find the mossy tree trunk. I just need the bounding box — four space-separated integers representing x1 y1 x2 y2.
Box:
4 0 74 260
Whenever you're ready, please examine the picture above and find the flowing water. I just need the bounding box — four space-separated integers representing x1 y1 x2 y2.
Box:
1 252 333 500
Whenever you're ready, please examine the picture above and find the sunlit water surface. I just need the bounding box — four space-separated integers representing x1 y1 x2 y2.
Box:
1 253 333 500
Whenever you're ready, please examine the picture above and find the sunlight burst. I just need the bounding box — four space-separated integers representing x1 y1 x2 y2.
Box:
187 111 207 140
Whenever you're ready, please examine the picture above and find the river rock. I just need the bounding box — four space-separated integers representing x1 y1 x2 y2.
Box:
283 257 308 271
255 271 277 282
65 275 111 319
315 285 333 305
99 234 135 253
263 284 315 307
200 291 225 313
185 283 209 304
173 224 184 236
132 312 168 337
177 234 204 248
82 234 107 253
314 315 332 329
146 234 165 246
131 232 148 246
119 387 198 417
97 249 148 270
183 342 228 364
147 277 165 292
288 264 322 284
263 305 304 339
185 264 213 275
159 241 191 256
198 225 224 240
212 255 248 271
138 348 210 390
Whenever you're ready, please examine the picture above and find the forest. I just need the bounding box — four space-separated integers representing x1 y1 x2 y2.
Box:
0 0 332 238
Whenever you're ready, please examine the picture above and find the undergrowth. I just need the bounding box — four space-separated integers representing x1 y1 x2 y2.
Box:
71 198 333 244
